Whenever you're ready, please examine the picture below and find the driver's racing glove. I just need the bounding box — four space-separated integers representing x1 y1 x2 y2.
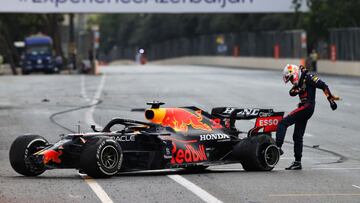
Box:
324 88 340 111
289 86 300 97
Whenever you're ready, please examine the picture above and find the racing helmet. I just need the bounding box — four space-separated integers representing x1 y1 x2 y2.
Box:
282 64 301 85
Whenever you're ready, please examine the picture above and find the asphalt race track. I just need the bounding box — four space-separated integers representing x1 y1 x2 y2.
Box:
1 64 359 203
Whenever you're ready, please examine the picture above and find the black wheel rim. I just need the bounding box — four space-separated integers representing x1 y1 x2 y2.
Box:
264 145 279 167
100 145 119 169
26 139 47 173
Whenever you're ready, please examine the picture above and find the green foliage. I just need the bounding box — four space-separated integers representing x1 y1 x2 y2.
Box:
296 0 360 43
98 13 295 54
98 1 360 54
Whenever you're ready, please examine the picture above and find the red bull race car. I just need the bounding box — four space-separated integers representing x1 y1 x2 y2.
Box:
9 102 284 178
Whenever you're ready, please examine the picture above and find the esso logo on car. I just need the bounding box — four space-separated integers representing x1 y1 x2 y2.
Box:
259 119 279 126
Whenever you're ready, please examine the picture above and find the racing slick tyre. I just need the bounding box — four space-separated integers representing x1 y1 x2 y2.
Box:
183 165 209 171
233 134 280 171
80 137 123 178
9 135 48 176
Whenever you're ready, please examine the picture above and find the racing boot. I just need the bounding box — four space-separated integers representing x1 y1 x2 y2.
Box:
78 169 86 174
285 161 302 170
277 147 284 156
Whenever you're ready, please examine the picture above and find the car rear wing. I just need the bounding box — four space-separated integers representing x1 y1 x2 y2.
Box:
211 107 284 135
211 107 276 120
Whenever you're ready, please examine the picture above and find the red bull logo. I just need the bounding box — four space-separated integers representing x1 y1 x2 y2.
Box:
171 143 207 164
146 108 212 132
42 149 63 164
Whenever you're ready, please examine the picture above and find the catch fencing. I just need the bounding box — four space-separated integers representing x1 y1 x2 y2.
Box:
330 27 360 61
105 30 307 61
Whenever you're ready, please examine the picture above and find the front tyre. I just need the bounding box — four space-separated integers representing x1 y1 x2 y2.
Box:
80 137 122 178
9 135 48 176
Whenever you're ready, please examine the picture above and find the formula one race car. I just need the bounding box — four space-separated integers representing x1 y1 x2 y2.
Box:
9 102 284 178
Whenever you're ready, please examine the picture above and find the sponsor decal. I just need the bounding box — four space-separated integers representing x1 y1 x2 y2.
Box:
223 107 235 114
222 108 260 117
161 108 212 132
199 133 230 141
42 149 62 164
259 112 273 117
115 135 135 142
171 143 207 164
255 116 283 132
237 108 260 117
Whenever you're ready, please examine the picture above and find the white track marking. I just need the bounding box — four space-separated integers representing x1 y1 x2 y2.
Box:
311 168 360 170
84 75 106 127
352 185 360 189
79 173 114 203
80 75 114 203
168 175 223 203
80 76 91 102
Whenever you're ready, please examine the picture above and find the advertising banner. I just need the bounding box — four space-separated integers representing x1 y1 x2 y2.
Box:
0 0 308 13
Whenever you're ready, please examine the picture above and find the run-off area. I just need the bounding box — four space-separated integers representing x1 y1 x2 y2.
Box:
0 65 359 203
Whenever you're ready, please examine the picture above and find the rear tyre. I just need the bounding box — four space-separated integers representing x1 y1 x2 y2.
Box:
233 134 279 171
80 137 123 178
9 135 48 176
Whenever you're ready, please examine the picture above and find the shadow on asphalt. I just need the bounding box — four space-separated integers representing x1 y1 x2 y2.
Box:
3 168 281 179
116 168 280 177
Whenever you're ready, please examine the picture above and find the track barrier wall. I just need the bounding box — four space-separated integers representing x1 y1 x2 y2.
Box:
106 28 360 77
150 56 360 77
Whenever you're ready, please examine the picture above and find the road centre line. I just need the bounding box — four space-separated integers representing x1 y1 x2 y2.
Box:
81 75 114 203
81 75 223 203
352 185 360 190
79 173 114 203
168 175 223 203
80 76 91 102
84 74 106 127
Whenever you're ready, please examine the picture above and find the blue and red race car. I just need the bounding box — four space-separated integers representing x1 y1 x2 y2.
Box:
10 102 283 178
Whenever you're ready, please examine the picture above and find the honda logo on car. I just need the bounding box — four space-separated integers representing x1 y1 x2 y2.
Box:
200 133 230 141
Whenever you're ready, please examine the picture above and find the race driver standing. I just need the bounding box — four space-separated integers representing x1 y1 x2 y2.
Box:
276 64 340 170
